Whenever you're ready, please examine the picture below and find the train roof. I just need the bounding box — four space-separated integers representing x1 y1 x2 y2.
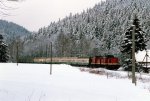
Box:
94 55 115 58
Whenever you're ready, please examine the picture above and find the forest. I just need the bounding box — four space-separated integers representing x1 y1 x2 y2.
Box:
1 0 150 63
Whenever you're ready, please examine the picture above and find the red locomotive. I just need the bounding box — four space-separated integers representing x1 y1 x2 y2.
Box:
89 55 120 70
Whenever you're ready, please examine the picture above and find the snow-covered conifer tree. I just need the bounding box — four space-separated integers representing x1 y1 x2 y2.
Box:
121 15 147 71
0 34 9 62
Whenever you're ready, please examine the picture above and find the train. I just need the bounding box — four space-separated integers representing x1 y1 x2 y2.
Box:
88 55 120 70
34 55 120 70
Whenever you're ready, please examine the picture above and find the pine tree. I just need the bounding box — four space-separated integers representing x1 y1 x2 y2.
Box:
121 15 147 71
0 34 9 62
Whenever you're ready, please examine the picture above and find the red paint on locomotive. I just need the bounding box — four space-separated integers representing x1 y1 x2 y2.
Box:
89 56 120 70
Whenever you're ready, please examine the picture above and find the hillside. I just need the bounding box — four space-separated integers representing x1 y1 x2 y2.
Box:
0 20 31 41
23 0 150 58
0 20 31 62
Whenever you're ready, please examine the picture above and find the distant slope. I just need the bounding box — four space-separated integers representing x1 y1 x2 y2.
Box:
0 20 32 62
0 20 31 40
24 0 150 57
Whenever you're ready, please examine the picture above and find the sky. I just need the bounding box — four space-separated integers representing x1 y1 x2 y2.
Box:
1 0 105 31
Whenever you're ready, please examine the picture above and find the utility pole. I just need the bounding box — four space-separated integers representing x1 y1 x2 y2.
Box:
146 50 148 69
50 42 52 75
132 24 136 85
16 41 19 66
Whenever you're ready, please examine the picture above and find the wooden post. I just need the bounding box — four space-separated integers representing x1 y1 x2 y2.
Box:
146 50 148 69
50 42 52 75
132 25 136 85
16 41 19 66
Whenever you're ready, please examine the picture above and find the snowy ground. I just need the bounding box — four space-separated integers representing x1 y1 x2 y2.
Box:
0 63 150 101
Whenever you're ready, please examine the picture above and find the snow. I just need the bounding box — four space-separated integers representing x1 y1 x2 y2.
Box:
0 63 150 101
136 50 150 62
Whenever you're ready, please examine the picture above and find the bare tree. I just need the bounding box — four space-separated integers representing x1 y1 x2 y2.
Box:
7 0 19 1
0 0 23 16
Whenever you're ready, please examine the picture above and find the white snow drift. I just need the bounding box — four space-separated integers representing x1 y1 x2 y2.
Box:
0 63 150 101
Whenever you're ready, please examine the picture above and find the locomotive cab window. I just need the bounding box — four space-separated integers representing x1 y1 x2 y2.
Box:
109 59 111 63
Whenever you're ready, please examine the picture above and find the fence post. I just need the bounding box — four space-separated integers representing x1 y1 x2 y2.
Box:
50 42 52 75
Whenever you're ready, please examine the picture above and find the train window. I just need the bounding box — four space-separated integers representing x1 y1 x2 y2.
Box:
109 59 111 63
107 58 110 63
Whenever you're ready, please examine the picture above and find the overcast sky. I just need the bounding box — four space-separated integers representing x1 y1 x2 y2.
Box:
2 0 105 31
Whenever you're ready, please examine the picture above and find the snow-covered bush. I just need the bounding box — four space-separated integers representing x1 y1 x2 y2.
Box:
0 34 9 62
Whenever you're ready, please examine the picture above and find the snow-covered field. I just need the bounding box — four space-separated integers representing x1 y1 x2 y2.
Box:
0 63 150 101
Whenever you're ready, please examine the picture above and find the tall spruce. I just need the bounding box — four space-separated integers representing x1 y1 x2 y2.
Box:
121 15 147 71
0 34 9 62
